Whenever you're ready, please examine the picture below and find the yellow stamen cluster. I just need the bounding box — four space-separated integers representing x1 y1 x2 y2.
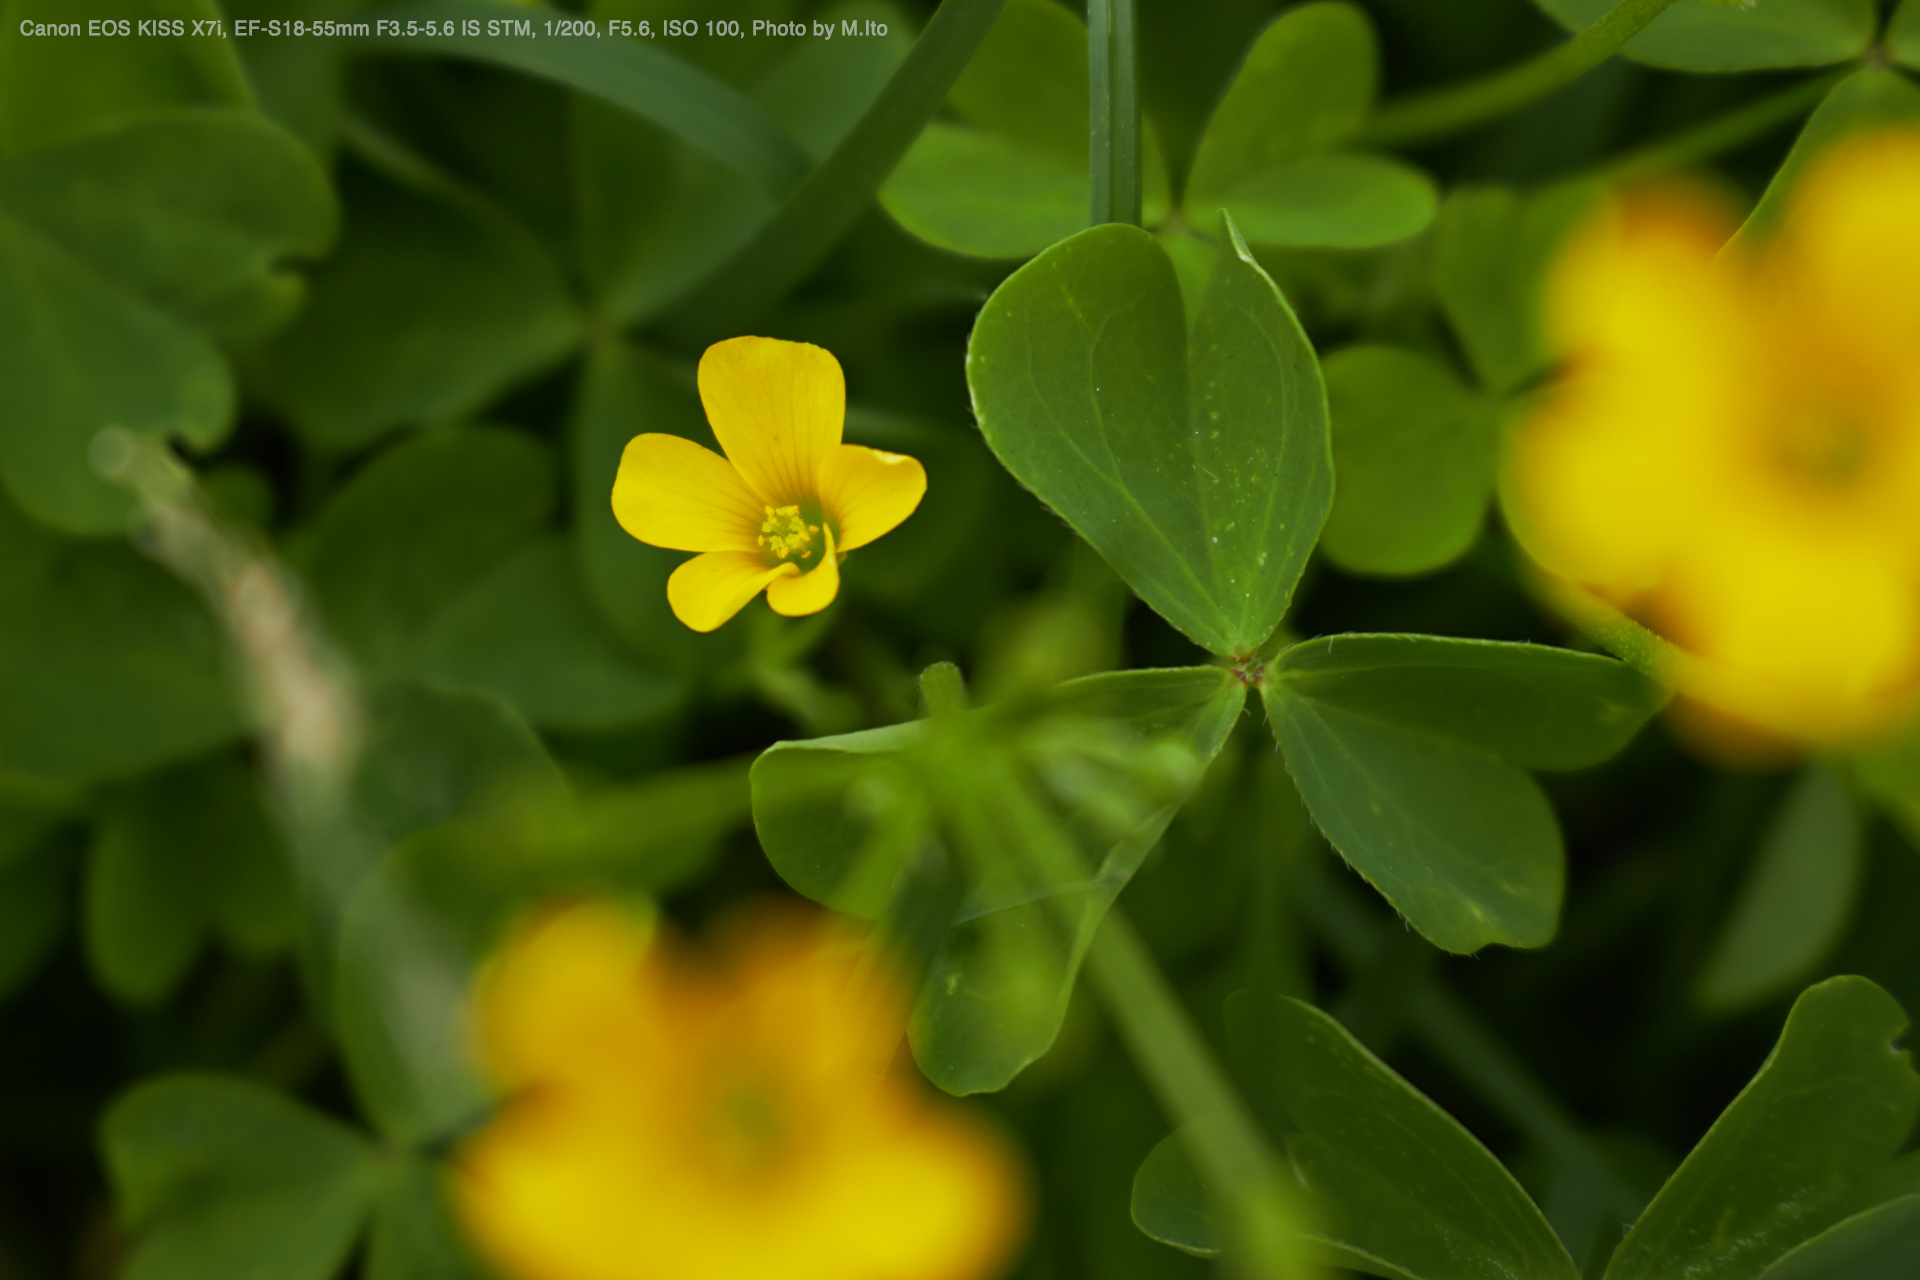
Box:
758 504 820 562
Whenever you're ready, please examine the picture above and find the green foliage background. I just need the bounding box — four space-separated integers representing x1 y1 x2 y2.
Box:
1 0 1919 1277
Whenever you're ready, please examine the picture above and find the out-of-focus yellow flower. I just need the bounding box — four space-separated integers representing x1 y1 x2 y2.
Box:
612 337 927 632
1509 131 1920 746
456 902 1025 1280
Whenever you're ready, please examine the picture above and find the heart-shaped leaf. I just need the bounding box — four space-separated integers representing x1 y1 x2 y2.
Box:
1606 976 1920 1280
1532 0 1874 74
1134 993 1579 1280
1183 3 1433 249
968 217 1331 657
0 109 336 341
247 155 580 451
1263 635 1665 953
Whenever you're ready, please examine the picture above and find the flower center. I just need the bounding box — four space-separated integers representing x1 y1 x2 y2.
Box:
1772 411 1874 490
703 1071 792 1178
758 504 823 567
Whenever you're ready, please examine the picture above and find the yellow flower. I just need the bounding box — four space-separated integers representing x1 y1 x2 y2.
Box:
612 337 928 632
455 902 1026 1280
1509 130 1920 746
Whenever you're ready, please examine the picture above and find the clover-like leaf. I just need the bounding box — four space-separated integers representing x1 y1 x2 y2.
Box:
1263 634 1665 953
1607 977 1920 1280
1183 3 1433 249
1134 993 1580 1280
968 217 1330 658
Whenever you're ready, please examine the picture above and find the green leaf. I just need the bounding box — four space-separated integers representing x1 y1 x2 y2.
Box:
0 532 242 783
102 1074 383 1280
247 153 581 451
228 0 355 159
0 0 252 155
1606 977 1920 1280
1532 0 1875 73
967 219 1331 657
1271 634 1667 770
0 109 336 341
1190 154 1435 251
1741 70 1920 240
419 537 683 733
1263 636 1663 953
878 0 1170 258
1894 2 1920 71
0 206 232 534
306 426 556 674
1695 766 1862 1013
1319 346 1496 577
753 667 1246 1093
1182 4 1433 249
1432 182 1598 395
365 1158 496 1280
86 754 298 1006
1133 993 1579 1280
1187 2 1374 186
1754 1194 1920 1280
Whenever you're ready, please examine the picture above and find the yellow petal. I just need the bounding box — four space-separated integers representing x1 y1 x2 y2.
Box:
698 336 845 506
612 434 764 553
818 445 927 551
668 551 797 632
766 527 840 617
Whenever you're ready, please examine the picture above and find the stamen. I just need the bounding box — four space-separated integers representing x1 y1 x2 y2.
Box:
758 505 818 564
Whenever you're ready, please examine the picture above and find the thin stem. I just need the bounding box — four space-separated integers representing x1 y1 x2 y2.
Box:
1088 0 1141 226
1596 71 1847 183
1360 0 1684 148
1086 907 1273 1188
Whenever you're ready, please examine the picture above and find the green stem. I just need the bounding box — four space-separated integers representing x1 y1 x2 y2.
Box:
1597 71 1847 182
1086 907 1273 1189
1088 0 1141 225
1310 877 1643 1217
1360 0 1683 148
972 763 1302 1273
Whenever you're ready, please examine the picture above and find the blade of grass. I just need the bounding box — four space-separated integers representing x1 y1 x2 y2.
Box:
664 0 1008 341
354 0 811 198
1359 0 1683 148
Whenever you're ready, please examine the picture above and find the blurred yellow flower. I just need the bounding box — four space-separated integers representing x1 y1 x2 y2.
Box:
1509 130 1920 746
456 902 1025 1280
612 336 927 632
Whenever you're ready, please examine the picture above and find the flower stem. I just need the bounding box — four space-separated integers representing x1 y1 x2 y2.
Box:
1088 0 1141 226
1359 0 1683 149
